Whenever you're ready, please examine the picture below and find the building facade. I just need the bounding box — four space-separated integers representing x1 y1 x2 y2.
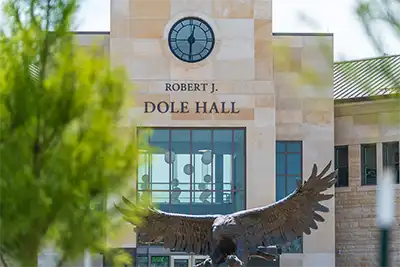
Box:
333 56 400 267
37 1 399 267
105 0 335 266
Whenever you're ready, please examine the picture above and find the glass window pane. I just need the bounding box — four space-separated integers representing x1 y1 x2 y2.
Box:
276 176 286 201
286 176 299 194
173 258 189 267
138 128 151 150
141 128 246 214
362 144 377 185
276 142 285 153
383 142 399 166
150 129 170 151
192 129 212 152
136 256 149 267
171 130 191 204
286 154 301 175
363 144 376 167
223 155 233 188
214 129 233 204
150 256 169 267
233 129 245 193
276 154 285 175
192 129 212 204
287 142 301 153
151 191 169 204
337 167 349 187
282 237 303 253
335 146 348 167
234 190 245 211
275 141 303 253
151 154 169 184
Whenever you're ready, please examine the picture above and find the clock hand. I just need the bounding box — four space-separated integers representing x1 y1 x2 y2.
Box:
188 25 196 58
189 42 193 58
190 24 195 36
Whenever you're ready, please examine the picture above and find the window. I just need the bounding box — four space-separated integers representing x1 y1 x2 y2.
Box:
135 256 148 267
150 256 169 267
276 141 303 253
383 142 399 184
334 146 349 187
137 128 246 215
361 144 377 185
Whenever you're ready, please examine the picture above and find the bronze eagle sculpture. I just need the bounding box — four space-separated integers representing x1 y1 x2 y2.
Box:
116 161 337 267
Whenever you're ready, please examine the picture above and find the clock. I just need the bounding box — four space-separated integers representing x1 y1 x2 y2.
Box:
168 17 215 63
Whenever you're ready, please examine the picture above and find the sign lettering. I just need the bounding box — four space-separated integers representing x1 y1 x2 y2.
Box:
142 83 241 114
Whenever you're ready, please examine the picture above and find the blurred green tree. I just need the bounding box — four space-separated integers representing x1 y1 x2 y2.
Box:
0 0 149 266
355 0 399 89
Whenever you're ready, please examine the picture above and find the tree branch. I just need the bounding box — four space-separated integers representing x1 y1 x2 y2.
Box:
33 0 53 178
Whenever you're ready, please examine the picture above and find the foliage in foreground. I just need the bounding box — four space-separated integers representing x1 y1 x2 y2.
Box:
0 0 150 266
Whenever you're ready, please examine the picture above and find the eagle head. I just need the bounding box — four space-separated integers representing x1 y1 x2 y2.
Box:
212 215 237 241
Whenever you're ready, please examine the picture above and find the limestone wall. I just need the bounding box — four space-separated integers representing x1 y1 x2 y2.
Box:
273 33 335 267
334 98 400 266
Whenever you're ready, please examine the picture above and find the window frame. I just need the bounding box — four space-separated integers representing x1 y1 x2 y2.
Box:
383 141 400 184
334 145 349 187
136 127 247 213
361 143 377 186
276 140 303 254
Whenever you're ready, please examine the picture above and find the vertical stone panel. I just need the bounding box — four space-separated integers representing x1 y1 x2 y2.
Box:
109 0 276 249
274 34 335 266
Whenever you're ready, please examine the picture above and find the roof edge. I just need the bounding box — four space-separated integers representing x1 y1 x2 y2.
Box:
334 54 399 65
73 31 110 35
334 94 400 104
273 32 333 36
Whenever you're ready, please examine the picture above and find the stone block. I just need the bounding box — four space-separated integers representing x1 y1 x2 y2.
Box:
255 94 275 108
353 113 379 125
132 39 164 58
111 0 130 18
129 19 167 38
212 0 254 18
276 98 302 110
213 108 254 120
277 110 303 124
255 59 273 81
130 0 171 19
214 59 255 81
170 61 214 80
216 39 254 60
170 0 213 17
129 56 170 79
254 39 273 61
216 19 254 39
302 110 333 125
254 107 275 126
111 18 130 38
254 19 272 40
254 0 272 19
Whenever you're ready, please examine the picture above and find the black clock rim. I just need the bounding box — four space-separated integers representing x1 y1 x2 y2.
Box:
168 16 215 64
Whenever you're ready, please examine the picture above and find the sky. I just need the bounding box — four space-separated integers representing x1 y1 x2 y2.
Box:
78 0 400 61
1 0 400 61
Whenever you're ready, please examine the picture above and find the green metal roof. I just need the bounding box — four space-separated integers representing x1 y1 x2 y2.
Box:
333 54 400 100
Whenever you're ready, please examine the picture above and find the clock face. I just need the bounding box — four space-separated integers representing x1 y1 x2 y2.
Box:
168 17 215 63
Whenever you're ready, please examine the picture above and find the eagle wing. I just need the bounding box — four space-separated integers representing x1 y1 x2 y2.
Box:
115 197 219 255
232 161 337 247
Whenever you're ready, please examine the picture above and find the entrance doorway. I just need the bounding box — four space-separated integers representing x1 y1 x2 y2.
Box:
170 255 209 267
